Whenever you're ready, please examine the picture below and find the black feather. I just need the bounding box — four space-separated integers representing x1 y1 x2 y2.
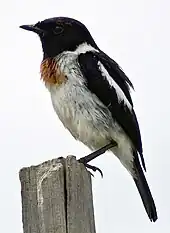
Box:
133 151 157 222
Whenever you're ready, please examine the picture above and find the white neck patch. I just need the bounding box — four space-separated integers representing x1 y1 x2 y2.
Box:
56 42 98 61
75 42 99 55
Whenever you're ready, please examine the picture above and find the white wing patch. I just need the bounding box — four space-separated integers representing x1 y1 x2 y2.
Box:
98 61 132 110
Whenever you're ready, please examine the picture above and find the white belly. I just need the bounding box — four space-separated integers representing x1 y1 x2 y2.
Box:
49 80 113 149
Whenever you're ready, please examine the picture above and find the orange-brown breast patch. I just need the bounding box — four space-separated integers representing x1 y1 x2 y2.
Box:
40 58 68 85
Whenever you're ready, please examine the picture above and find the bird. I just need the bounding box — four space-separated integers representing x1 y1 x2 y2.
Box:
20 17 158 222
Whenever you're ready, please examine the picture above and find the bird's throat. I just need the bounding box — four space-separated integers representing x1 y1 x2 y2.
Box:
40 58 67 85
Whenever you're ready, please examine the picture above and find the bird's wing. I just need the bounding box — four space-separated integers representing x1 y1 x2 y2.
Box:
78 51 146 171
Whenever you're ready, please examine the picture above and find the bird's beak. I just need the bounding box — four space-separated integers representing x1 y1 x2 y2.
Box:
20 24 45 35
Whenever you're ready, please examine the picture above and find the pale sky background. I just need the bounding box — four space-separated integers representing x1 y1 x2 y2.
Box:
0 0 170 232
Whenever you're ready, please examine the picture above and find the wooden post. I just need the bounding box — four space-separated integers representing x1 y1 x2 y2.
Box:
19 156 96 233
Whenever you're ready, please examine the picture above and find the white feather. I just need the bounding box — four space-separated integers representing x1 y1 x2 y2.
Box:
98 61 132 110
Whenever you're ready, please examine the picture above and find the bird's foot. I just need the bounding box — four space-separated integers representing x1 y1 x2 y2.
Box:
78 140 117 177
78 158 103 177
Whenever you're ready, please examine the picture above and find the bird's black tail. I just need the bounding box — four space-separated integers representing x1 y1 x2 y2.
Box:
133 152 158 222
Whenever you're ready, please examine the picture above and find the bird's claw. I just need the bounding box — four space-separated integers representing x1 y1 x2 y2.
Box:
86 164 103 177
78 159 103 177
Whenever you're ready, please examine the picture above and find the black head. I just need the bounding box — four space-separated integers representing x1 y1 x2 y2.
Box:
20 17 98 59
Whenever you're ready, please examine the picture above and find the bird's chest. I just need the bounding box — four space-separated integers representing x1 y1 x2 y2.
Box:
41 54 112 144
41 55 83 128
49 75 95 139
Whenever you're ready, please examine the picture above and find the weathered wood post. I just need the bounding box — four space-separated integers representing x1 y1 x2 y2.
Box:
19 156 96 233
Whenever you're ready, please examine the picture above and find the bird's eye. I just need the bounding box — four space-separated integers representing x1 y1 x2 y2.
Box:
53 25 64 35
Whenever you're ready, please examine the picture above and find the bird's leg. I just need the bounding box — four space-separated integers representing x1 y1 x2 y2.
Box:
79 140 117 164
78 140 117 176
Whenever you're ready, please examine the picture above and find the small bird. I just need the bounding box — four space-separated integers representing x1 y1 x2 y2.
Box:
20 17 157 222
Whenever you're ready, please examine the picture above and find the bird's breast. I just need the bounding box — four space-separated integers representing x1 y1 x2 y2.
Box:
40 53 115 148
46 56 112 147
